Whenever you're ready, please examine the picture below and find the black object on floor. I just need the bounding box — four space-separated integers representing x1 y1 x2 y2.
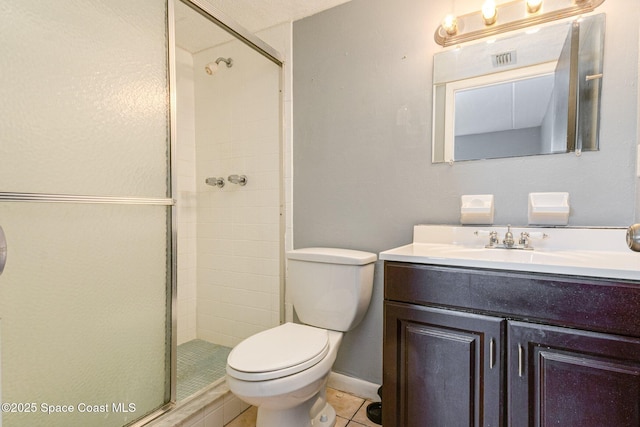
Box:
366 385 383 425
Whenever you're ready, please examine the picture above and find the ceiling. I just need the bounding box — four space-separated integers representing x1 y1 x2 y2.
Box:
455 74 555 136
175 0 352 53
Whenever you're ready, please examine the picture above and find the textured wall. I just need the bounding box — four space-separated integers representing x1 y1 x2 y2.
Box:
293 0 639 383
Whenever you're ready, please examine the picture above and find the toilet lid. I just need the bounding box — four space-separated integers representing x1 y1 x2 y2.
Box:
226 323 329 381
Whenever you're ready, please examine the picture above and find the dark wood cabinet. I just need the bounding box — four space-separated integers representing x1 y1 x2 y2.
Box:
384 301 503 427
383 261 640 427
508 321 640 427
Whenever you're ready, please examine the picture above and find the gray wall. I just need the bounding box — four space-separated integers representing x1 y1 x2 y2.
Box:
293 0 639 384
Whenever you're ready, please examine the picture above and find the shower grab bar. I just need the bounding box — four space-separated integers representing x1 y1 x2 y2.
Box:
228 174 247 186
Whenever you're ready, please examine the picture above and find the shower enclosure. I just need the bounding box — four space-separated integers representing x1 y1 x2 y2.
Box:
172 0 284 402
0 0 283 426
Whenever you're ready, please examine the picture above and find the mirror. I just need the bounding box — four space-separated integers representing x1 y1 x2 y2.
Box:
432 14 605 163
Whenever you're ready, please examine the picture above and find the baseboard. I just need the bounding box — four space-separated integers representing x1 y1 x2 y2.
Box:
328 371 381 402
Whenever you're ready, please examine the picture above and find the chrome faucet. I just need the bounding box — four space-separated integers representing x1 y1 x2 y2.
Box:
503 225 515 248
476 225 548 250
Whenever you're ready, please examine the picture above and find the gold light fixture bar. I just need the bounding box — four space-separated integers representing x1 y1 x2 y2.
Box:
435 0 605 47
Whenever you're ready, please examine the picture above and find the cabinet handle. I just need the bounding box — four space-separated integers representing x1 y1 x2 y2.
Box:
489 338 495 369
518 344 524 377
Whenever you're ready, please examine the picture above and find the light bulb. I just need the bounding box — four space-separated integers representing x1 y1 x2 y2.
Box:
482 0 497 25
526 0 543 13
442 14 458 35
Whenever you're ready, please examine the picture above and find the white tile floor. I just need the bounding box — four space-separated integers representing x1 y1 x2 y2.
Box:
225 388 382 427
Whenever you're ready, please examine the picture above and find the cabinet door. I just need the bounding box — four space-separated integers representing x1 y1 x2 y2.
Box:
508 320 640 427
384 302 504 427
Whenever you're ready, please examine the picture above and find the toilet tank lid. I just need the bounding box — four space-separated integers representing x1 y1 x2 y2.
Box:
287 247 377 265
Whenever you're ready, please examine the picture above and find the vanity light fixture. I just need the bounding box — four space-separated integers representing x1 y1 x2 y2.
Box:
526 0 543 14
434 0 605 47
482 0 498 25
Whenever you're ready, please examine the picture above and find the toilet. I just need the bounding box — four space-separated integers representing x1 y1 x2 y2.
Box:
226 247 377 427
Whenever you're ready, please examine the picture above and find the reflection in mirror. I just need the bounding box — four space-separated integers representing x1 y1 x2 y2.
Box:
432 14 605 164
450 63 559 161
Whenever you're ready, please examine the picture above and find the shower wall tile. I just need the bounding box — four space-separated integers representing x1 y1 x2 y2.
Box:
193 32 282 346
171 22 291 350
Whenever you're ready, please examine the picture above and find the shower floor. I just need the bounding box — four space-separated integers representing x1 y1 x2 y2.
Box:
177 339 231 401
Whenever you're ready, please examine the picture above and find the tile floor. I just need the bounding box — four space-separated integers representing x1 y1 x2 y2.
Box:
177 339 231 401
225 388 382 427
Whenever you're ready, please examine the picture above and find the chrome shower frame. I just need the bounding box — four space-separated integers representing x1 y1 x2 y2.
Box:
182 0 283 65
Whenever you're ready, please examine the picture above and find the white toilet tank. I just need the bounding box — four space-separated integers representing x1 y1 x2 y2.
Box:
286 248 377 332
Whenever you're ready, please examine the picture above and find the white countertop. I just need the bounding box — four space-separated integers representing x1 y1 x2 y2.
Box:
379 225 640 281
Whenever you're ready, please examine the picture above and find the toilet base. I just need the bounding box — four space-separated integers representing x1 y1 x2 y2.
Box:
256 398 336 427
312 402 336 427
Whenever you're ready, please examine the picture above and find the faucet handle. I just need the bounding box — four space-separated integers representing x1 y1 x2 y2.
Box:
528 232 549 240
475 229 499 247
205 177 225 188
228 174 248 186
519 231 549 248
520 231 549 241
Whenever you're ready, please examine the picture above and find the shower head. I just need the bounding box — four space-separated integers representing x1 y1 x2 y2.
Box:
205 57 233 75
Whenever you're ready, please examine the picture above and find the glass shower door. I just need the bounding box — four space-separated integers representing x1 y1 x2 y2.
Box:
0 1 173 426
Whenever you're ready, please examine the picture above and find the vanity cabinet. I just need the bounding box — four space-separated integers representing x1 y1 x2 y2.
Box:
508 321 640 427
383 261 640 427
384 301 504 426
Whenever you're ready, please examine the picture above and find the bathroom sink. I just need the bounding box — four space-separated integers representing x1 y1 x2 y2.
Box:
380 225 640 281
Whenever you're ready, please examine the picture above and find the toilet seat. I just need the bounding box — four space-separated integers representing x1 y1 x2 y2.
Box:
226 323 329 381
